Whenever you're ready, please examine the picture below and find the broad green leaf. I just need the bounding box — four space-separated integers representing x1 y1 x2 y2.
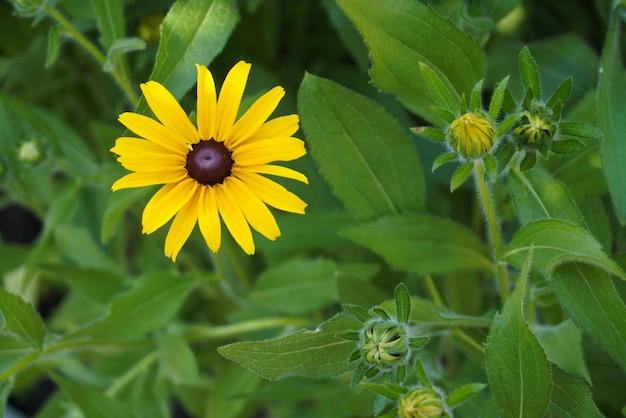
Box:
218 313 362 380
0 288 46 350
502 219 625 279
246 258 338 315
206 365 263 418
550 263 626 371
54 225 121 273
90 0 124 50
486 260 552 418
39 264 126 304
544 367 603 417
507 164 584 226
63 272 196 343
341 214 493 276
158 332 199 385
0 334 35 376
320 0 369 71
298 74 425 220
337 0 485 123
597 6 626 225
418 62 460 112
0 379 11 415
549 143 607 201
337 273 387 308
138 0 239 114
101 187 151 243
52 374 136 418
534 320 591 384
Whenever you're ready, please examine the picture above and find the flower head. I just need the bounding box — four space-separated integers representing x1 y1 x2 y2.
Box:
398 388 445 418
111 61 308 261
359 320 410 369
447 112 496 159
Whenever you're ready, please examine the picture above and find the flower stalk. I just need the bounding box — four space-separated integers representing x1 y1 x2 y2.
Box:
473 161 509 302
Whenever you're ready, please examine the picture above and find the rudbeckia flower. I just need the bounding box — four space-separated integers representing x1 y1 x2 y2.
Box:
110 61 308 261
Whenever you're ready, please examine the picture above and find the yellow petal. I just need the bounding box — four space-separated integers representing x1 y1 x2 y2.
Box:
227 177 280 240
111 171 187 191
164 189 200 261
141 81 199 144
245 114 300 144
196 64 218 141
118 113 188 154
117 154 186 172
242 164 309 184
110 137 174 156
233 137 306 166
142 178 198 234
215 181 255 254
198 185 221 253
227 86 285 147
235 171 307 214
216 61 251 141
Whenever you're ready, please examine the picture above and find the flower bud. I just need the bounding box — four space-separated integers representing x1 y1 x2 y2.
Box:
398 388 445 418
138 13 165 43
18 139 43 165
359 320 409 369
513 110 555 148
447 112 496 159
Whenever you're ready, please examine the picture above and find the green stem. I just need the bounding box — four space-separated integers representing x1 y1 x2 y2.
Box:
106 351 159 397
185 316 312 343
422 275 444 307
43 4 139 107
474 160 509 302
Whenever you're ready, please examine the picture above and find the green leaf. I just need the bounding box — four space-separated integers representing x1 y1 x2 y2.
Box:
341 214 493 276
551 139 585 154
298 74 425 220
343 304 372 322
432 152 458 172
534 320 591 384
103 37 146 72
337 0 485 123
246 258 338 315
137 0 239 113
394 283 410 323
507 164 584 226
218 313 362 380
488 75 509 120
502 219 625 279
101 188 151 243
0 288 46 350
558 121 603 140
39 264 126 304
546 76 573 117
158 332 199 385
484 154 497 181
63 272 196 343
206 364 263 418
90 0 124 50
418 62 460 112
446 383 487 408
495 111 523 137
450 160 474 192
469 79 483 111
337 273 388 308
597 7 626 225
486 256 552 418
544 367 603 418
52 374 136 418
0 379 11 415
550 263 626 372
519 46 541 101
45 26 65 69
54 225 121 273
0 334 35 376
362 382 406 400
410 126 446 142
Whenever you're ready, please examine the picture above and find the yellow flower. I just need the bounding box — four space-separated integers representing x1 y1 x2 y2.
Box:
111 61 308 261
447 112 496 159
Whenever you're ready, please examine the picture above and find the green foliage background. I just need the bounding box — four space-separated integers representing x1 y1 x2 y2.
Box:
1 0 626 417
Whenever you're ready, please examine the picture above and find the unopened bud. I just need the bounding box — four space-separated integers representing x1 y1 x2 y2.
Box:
398 388 445 418
513 110 555 146
18 139 43 164
359 320 409 369
447 112 496 159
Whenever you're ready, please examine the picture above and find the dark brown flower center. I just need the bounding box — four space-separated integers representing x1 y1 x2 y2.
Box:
185 139 234 185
